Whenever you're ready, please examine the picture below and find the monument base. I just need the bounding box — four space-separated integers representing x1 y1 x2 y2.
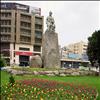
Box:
42 30 60 69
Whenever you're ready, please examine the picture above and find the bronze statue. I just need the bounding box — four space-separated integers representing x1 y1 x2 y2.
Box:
46 11 55 32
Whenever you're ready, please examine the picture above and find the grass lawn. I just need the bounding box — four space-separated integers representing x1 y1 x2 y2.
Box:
1 70 100 100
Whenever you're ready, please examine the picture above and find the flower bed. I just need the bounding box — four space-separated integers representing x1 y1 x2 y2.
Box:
1 79 98 100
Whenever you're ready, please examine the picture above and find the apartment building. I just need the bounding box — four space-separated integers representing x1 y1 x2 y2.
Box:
67 41 88 55
61 41 88 60
60 41 89 68
0 3 44 66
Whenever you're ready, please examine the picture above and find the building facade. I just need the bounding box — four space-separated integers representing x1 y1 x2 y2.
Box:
60 41 89 68
67 41 88 55
0 3 44 66
62 41 88 59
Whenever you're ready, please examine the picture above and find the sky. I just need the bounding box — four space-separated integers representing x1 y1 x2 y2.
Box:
2 1 100 47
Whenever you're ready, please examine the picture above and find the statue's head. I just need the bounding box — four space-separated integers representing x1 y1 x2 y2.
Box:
49 11 52 16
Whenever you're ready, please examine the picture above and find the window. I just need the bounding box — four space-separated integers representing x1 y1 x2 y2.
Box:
35 38 42 43
1 27 11 33
5 28 7 32
2 51 10 57
21 14 31 21
1 43 10 49
35 17 42 24
19 47 30 51
21 22 31 28
20 36 31 42
84 45 87 47
35 24 42 29
83 48 87 50
1 35 11 41
34 45 41 52
0 28 3 32
20 29 31 36
1 13 11 17
35 31 42 38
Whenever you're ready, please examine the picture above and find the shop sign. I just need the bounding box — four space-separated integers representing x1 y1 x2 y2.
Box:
15 51 33 56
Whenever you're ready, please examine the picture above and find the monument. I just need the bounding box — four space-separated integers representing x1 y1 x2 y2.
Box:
42 11 60 68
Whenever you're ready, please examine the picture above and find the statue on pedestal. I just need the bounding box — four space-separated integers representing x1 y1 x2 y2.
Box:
42 11 60 69
46 11 55 32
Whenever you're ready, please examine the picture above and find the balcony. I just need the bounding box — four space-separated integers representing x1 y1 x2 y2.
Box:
20 41 31 44
0 32 11 35
34 42 42 45
1 16 11 20
34 42 41 45
20 18 31 23
20 33 31 37
20 36 31 44
1 39 11 42
35 21 42 25
0 24 11 27
35 28 42 32
20 26 31 30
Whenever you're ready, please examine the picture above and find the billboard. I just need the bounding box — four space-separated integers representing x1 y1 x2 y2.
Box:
1 3 29 12
15 3 29 12
68 53 81 59
30 6 41 15
1 3 15 9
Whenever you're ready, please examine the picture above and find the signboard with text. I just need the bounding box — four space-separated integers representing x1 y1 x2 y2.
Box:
15 3 29 12
15 51 33 56
1 3 29 12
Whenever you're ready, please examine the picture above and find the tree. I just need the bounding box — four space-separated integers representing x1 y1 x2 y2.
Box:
0 55 6 67
87 30 100 75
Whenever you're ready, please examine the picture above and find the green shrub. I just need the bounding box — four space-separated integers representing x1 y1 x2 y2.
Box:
0 57 6 67
9 75 15 86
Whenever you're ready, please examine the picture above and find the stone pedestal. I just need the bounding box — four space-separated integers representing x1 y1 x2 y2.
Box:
42 30 60 68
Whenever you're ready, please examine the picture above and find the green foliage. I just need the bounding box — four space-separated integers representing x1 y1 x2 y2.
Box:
0 57 6 67
87 30 100 74
9 75 15 86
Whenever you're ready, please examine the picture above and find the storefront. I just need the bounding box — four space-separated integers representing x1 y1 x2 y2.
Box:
15 51 33 66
